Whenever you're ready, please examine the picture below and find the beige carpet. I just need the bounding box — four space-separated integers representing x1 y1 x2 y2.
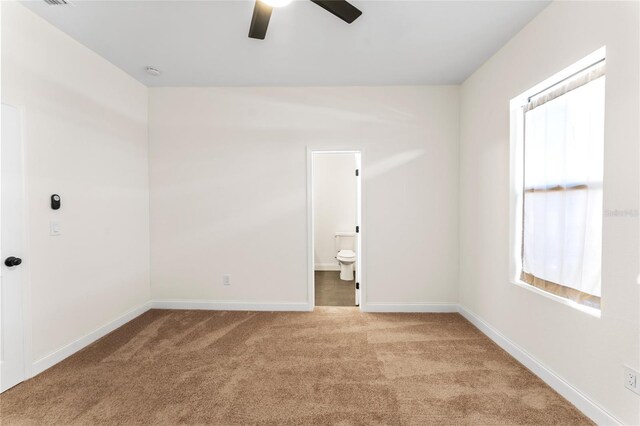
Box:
1 308 591 425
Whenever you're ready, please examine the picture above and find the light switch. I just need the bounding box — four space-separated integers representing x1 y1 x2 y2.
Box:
50 221 61 236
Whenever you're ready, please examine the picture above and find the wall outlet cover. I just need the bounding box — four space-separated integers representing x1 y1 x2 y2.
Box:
624 366 639 395
222 274 231 286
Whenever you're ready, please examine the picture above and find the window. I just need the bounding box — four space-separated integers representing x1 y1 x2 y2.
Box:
510 49 606 313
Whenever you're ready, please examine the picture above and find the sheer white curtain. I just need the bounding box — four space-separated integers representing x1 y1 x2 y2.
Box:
522 63 605 309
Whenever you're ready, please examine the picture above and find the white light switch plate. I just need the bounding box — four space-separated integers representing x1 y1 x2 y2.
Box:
49 221 61 236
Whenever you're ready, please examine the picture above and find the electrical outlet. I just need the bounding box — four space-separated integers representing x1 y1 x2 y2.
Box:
624 366 639 395
222 274 231 286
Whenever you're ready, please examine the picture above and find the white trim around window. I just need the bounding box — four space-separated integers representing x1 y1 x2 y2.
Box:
508 46 606 318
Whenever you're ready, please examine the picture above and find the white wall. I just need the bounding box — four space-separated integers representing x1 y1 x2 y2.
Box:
148 86 459 307
459 1 640 424
313 153 356 270
1 3 150 363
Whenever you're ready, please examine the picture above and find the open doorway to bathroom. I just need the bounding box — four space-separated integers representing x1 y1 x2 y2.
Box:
309 150 362 308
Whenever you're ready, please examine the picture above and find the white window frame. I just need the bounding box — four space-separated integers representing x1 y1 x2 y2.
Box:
508 46 606 318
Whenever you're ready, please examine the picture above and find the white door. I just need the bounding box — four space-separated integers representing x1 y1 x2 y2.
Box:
355 153 361 306
1 103 26 392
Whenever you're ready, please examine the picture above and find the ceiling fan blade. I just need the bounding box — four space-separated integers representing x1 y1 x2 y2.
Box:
310 0 362 24
248 0 273 40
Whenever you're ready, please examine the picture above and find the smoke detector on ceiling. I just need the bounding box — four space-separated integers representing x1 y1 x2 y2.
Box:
145 67 162 77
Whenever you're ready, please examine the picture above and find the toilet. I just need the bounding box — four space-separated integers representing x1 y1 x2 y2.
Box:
335 232 356 281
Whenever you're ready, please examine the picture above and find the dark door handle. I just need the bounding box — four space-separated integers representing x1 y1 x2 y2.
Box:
4 257 22 267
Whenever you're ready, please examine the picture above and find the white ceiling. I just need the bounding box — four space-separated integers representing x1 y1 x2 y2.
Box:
21 0 550 86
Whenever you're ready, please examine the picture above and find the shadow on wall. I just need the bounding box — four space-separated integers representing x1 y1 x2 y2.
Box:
201 191 305 237
163 189 306 244
174 88 420 131
175 149 426 242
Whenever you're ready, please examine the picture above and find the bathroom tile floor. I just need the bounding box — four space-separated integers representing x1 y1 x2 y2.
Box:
315 270 355 306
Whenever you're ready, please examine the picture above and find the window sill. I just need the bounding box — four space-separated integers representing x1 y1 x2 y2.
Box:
511 279 601 318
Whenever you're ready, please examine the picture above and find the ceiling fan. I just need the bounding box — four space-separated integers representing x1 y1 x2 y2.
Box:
248 0 362 40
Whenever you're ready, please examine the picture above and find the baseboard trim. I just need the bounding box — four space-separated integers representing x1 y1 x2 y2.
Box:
151 300 312 312
362 303 458 313
31 301 152 378
457 305 620 426
314 263 340 271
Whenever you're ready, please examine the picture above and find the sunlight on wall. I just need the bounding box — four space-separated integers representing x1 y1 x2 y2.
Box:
367 149 425 179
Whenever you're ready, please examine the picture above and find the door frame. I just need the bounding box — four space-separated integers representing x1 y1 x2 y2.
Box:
1 102 33 391
306 147 366 311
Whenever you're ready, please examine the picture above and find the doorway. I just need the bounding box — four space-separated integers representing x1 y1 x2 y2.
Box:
308 150 362 308
1 104 27 392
